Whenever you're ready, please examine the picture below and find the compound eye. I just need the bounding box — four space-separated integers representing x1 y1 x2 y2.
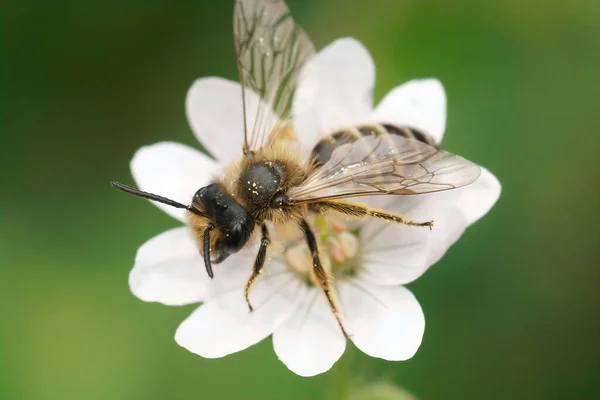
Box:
195 187 207 201
222 223 246 253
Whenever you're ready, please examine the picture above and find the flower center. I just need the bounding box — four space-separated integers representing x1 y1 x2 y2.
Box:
278 215 361 285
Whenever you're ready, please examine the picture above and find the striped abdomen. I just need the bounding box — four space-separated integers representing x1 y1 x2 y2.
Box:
310 124 437 168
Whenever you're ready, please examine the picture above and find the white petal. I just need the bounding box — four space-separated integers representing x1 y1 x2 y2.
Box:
357 167 499 281
340 280 424 361
358 218 430 286
130 142 220 222
452 166 501 225
273 286 346 377
371 79 446 144
130 227 207 305
130 227 252 306
358 196 469 285
186 77 277 165
294 38 375 149
175 261 299 358
425 209 468 266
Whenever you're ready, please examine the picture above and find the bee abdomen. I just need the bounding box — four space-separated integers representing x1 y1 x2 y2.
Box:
379 124 437 147
310 128 360 168
310 123 437 167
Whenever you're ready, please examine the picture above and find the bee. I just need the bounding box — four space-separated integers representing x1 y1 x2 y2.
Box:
111 0 481 339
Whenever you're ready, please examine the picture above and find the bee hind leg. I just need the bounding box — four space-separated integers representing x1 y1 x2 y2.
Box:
299 219 351 340
311 200 434 230
244 224 270 312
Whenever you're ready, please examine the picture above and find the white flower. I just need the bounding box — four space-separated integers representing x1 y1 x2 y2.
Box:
128 38 501 377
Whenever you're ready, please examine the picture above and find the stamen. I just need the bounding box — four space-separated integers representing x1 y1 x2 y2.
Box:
338 231 359 260
285 243 312 276
283 216 361 283
329 218 348 233
328 237 345 263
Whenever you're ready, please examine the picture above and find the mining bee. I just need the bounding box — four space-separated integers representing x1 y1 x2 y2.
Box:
112 0 481 338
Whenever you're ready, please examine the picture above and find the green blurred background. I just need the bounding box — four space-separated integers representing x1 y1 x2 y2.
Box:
2 1 599 399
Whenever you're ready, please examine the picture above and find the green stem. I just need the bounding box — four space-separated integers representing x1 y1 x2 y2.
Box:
327 350 350 400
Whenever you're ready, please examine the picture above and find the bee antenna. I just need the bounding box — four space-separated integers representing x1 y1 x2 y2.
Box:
110 181 205 217
203 224 215 279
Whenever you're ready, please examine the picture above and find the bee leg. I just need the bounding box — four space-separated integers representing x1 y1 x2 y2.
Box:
244 224 270 312
299 219 351 340
366 209 433 230
312 201 434 230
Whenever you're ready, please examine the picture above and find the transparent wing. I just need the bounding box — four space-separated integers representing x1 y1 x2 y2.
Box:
288 135 482 202
234 0 315 152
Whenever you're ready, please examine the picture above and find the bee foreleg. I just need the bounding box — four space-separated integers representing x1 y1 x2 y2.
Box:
311 201 434 230
299 219 351 340
244 223 270 312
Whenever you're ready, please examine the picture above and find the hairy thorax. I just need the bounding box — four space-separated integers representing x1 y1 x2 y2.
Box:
220 138 308 225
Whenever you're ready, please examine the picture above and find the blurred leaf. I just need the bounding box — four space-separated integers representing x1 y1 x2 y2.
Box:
348 382 417 400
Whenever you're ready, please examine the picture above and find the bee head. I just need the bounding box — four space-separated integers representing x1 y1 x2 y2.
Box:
193 184 255 277
110 181 255 279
